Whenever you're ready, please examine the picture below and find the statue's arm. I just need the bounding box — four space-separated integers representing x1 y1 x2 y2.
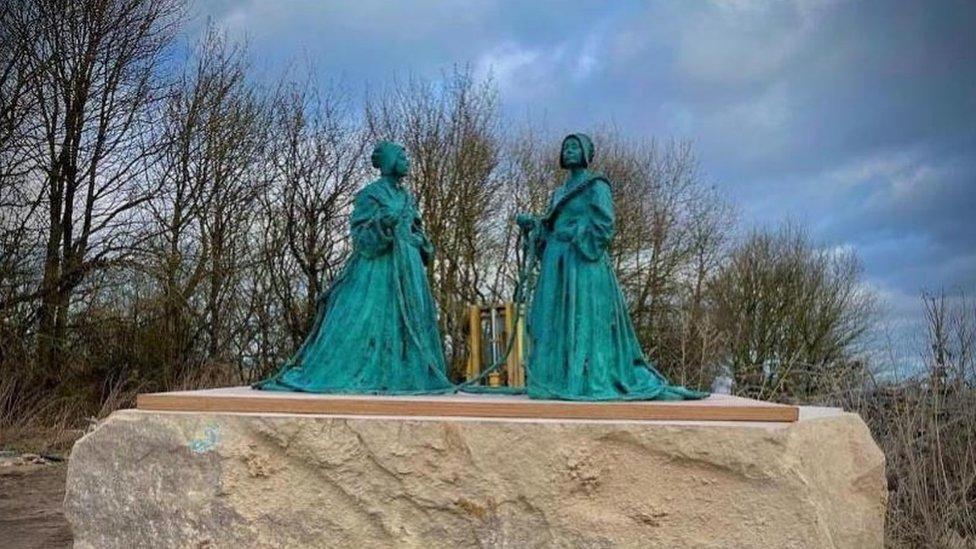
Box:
411 214 435 265
517 213 547 258
572 179 614 261
350 187 394 258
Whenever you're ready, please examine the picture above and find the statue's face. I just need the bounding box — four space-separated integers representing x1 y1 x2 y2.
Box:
372 144 410 176
561 137 584 168
393 148 410 176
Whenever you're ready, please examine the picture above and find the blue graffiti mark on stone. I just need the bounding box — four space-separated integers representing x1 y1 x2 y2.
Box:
189 423 220 454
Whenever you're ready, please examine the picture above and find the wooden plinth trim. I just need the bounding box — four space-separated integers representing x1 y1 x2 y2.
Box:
136 387 799 423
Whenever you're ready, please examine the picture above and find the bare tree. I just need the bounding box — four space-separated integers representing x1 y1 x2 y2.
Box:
259 73 369 350
140 26 252 384
0 0 43 333
709 223 875 400
153 27 266 381
0 0 38 186
922 291 975 390
13 0 184 384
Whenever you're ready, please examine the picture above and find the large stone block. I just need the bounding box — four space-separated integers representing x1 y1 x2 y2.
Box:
65 406 885 548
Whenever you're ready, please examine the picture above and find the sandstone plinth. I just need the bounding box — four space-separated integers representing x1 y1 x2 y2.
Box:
65 395 885 548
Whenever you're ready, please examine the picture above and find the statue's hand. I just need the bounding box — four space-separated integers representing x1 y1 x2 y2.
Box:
419 236 435 266
380 211 398 228
516 213 538 232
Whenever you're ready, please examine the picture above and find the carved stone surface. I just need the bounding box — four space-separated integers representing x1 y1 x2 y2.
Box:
65 407 885 548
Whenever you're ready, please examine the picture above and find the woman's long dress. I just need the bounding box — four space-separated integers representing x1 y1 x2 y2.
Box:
257 177 453 394
526 173 707 401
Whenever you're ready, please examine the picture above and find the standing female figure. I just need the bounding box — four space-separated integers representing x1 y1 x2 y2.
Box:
258 141 452 394
517 134 706 400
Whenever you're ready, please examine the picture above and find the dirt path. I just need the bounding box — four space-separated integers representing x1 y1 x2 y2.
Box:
0 464 72 548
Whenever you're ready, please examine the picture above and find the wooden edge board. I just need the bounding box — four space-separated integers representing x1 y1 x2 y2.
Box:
136 391 799 423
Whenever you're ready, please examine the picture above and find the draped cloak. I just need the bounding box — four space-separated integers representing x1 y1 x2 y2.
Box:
525 135 707 401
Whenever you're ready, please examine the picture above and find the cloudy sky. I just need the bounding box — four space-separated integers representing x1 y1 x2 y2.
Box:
191 0 976 369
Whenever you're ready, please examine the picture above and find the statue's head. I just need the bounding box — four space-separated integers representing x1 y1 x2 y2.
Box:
560 133 594 169
371 141 410 177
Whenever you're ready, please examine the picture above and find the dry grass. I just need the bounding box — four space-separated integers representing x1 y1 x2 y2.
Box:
849 383 976 547
0 360 244 455
0 374 81 454
820 293 976 548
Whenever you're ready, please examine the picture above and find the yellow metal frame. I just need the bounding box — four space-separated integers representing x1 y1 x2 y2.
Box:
465 303 525 388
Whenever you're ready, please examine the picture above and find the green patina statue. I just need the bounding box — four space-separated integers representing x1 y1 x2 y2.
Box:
516 134 707 401
256 141 453 394
257 136 704 402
